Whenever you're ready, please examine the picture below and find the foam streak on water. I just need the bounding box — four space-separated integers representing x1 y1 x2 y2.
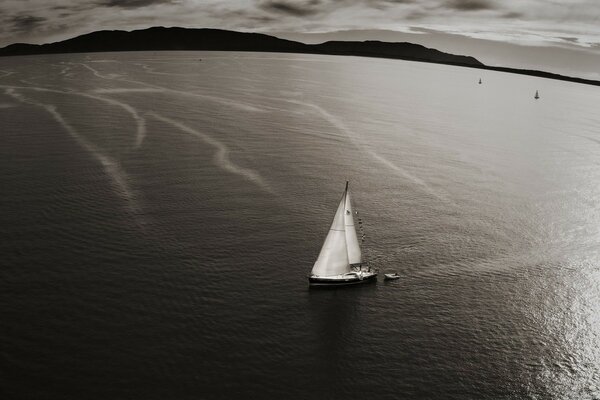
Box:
0 69 15 78
148 112 272 193
286 99 454 204
4 88 142 217
82 92 147 148
0 84 147 148
1 51 600 400
73 61 265 113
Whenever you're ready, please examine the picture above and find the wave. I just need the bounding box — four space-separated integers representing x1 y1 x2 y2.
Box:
5 88 143 218
82 92 147 149
134 63 193 77
286 99 454 204
575 134 600 147
70 62 122 80
119 76 265 113
70 62 265 113
52 63 71 76
94 88 163 94
0 84 147 149
0 70 15 78
148 112 272 193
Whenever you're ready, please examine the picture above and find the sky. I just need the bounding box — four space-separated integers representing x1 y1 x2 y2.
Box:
1 0 600 77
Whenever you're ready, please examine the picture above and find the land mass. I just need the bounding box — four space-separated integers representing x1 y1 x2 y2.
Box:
1 26 599 87
0 27 481 67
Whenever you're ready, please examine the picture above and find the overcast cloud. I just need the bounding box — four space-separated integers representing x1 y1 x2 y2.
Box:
1 0 599 53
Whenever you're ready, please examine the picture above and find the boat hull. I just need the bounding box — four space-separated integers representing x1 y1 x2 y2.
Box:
308 273 377 287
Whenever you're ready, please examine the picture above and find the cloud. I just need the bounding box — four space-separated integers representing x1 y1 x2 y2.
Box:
258 0 324 16
444 0 495 11
558 36 579 43
501 11 523 19
366 0 415 5
8 15 47 32
364 0 415 11
0 0 600 68
376 0 416 4
97 0 179 9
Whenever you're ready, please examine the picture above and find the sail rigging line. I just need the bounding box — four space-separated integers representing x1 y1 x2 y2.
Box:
355 209 368 269
343 182 362 266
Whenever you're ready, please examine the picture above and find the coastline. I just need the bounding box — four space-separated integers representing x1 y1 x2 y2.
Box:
1 26 599 88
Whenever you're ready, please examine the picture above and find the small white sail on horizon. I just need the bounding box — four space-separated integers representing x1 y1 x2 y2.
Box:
311 182 362 277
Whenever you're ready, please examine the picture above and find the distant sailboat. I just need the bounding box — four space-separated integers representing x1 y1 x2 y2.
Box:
534 90 540 99
479 78 482 84
309 181 377 286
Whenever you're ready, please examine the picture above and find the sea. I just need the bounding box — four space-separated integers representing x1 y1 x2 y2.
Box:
1 51 599 399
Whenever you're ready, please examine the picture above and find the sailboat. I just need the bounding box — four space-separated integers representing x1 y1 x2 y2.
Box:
309 181 377 286
479 78 482 84
534 90 540 99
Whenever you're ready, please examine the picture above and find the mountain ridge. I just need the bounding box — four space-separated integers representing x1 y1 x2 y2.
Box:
1 26 599 87
0 26 482 68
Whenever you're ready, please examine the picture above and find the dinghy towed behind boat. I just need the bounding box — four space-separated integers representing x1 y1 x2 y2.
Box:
384 273 400 281
309 181 377 287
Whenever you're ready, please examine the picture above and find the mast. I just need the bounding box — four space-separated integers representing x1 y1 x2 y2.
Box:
344 181 362 265
311 184 351 276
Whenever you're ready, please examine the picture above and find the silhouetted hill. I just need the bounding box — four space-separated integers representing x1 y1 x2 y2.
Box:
475 65 600 87
0 26 482 67
0 27 307 55
312 40 482 66
2 27 599 86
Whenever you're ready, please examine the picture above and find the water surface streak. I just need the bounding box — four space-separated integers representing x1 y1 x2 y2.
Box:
4 87 143 218
1 51 600 400
1 84 146 148
286 98 455 205
148 112 272 193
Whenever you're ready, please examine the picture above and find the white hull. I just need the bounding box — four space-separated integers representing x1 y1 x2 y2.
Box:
309 271 377 286
309 182 372 287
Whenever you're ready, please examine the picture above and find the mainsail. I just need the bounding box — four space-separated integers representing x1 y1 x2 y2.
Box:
311 182 361 276
344 187 362 265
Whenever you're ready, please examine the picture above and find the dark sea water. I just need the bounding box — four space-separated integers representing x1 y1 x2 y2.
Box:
1 51 600 399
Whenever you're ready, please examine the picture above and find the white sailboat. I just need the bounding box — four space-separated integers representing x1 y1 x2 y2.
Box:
309 181 377 286
534 90 540 99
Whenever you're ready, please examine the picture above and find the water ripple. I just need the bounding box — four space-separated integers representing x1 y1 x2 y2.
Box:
5 88 143 220
148 112 273 193
286 99 455 205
